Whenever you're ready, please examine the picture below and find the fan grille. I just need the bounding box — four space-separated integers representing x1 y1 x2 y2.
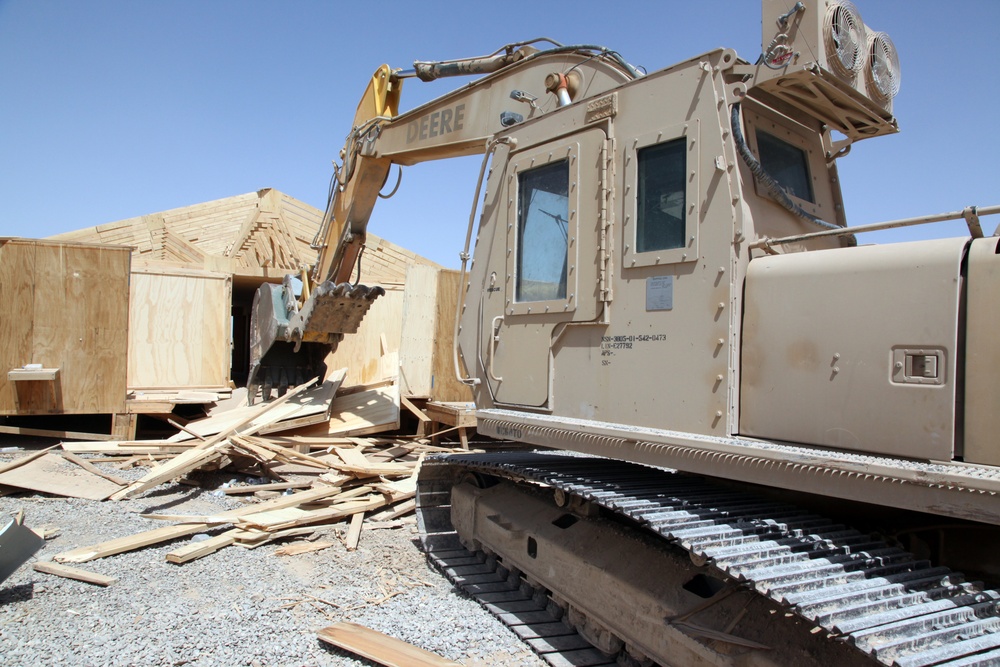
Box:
824 1 867 78
867 31 902 101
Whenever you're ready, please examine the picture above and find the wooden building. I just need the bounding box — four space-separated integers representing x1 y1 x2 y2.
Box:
48 188 438 391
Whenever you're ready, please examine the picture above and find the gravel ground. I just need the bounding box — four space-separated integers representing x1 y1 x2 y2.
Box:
0 441 547 667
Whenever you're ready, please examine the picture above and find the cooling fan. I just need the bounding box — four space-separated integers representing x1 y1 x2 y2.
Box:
867 31 901 103
824 1 867 78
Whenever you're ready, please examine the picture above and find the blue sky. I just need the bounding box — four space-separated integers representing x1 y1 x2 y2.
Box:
1 1 997 268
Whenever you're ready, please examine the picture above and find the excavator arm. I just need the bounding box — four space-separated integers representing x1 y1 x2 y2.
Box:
247 42 636 402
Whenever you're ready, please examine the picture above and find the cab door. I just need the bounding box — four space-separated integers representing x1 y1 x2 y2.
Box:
482 128 607 407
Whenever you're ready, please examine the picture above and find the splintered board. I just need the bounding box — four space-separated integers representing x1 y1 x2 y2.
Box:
283 384 400 438
166 372 344 442
0 239 130 415
127 267 231 390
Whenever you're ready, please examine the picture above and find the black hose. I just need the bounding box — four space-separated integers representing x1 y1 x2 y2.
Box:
730 103 845 235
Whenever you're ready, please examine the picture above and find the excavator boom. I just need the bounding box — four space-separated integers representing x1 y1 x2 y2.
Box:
247 43 636 401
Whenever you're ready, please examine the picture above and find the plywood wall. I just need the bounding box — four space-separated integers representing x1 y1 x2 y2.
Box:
127 267 232 390
325 286 405 387
0 239 131 415
431 269 472 403
399 266 473 402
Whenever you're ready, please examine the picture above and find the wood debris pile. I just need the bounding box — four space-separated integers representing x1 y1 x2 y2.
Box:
0 372 479 579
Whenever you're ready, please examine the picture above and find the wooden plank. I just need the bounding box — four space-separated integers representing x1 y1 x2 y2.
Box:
223 480 312 495
345 512 364 551
240 436 335 469
55 483 344 563
33 561 117 586
7 368 59 381
61 440 194 455
400 395 431 423
60 451 129 486
0 424 117 442
169 371 344 441
165 530 241 564
273 540 333 557
317 622 463 667
283 384 400 439
112 378 318 500
238 496 386 532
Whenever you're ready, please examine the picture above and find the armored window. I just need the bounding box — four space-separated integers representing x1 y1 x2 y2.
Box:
516 160 569 302
636 139 686 253
755 130 814 203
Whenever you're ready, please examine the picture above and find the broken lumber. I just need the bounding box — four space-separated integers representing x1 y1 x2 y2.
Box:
32 561 117 587
273 540 333 557
60 451 129 486
111 377 318 500
166 530 240 564
317 621 463 667
345 512 364 551
54 483 344 563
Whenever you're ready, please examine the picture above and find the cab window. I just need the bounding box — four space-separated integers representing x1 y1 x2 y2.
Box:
516 160 569 302
755 129 814 203
636 139 686 253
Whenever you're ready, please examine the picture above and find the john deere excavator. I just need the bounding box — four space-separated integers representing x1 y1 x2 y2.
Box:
250 1 1000 664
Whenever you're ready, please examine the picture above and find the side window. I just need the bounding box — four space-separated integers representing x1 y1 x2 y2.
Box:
755 130 814 203
636 139 686 253
623 122 699 268
516 160 569 303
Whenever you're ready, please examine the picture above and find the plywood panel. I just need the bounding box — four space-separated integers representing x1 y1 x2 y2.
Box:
127 268 231 389
0 240 130 415
0 240 36 412
326 287 404 387
398 265 438 397
431 270 473 402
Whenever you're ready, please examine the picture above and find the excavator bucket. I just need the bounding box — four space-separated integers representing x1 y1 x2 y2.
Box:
247 279 384 404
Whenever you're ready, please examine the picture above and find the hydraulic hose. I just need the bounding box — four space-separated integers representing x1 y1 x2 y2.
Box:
730 103 844 235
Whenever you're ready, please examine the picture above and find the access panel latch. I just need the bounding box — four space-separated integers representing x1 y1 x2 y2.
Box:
891 348 945 385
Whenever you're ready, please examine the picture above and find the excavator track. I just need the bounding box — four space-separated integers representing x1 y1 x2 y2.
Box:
416 451 1000 667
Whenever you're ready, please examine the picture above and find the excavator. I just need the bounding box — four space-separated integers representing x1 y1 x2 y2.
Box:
249 1 1000 664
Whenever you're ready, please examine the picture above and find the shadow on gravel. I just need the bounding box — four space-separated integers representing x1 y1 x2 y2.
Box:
0 582 34 606
316 640 380 666
136 487 204 512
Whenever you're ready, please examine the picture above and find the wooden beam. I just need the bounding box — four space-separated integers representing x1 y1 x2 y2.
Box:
60 451 129 486
0 425 116 442
32 561 117 587
400 395 431 423
222 480 312 495
345 512 364 551
55 483 344 563
316 622 463 667
166 530 240 564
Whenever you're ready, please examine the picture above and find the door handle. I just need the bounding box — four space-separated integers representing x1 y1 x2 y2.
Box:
488 315 504 382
